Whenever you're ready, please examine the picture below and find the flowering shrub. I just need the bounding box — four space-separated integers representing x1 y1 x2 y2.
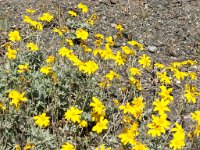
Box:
0 3 200 150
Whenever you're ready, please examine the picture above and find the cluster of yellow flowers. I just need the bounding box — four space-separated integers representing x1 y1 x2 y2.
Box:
7 90 27 109
169 123 185 149
1 2 200 150
90 97 108 134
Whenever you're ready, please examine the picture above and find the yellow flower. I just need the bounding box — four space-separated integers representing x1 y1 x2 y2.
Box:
158 85 173 101
26 9 36 14
138 54 151 69
40 66 52 75
170 62 182 68
129 67 141 76
131 142 148 150
188 71 197 80
191 111 200 125
33 113 50 128
68 10 77 17
76 28 89 40
17 63 29 73
153 98 170 115
77 3 88 13
95 33 104 39
80 120 88 127
154 62 165 69
15 144 21 150
38 13 54 22
53 28 63 36
98 79 111 88
118 123 139 146
94 39 103 47
61 142 75 150
6 48 17 60
90 97 106 115
121 46 135 55
24 143 34 150
86 13 97 26
105 70 120 81
194 125 200 137
169 123 185 150
23 15 32 23
157 72 171 85
184 90 196 103
92 116 108 134
119 102 133 114
58 47 73 58
132 96 145 109
31 21 43 30
8 90 27 109
95 144 111 150
129 77 142 91
127 40 143 50
26 42 39 51
82 45 92 52
115 24 124 32
46 56 55 64
173 69 188 81
91 111 104 122
78 60 99 75
65 39 74 46
23 16 43 30
64 106 83 123
105 36 114 46
8 30 21 42
114 51 125 66
147 114 171 137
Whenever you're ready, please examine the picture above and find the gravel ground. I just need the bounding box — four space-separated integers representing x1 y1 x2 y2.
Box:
0 0 200 60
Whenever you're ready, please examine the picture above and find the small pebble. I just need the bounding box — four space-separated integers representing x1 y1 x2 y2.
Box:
148 45 158 53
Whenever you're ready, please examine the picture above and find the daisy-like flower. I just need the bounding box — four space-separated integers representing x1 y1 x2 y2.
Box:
138 54 151 69
76 28 89 41
191 111 200 125
46 56 55 64
6 47 17 60
40 66 52 75
17 63 29 73
68 10 77 17
38 12 54 22
129 67 141 76
79 60 99 75
77 3 88 13
90 97 106 115
8 90 27 109
153 98 170 115
61 142 75 150
33 113 50 128
8 30 21 42
147 114 171 137
131 142 148 150
92 116 108 134
64 107 83 123
26 42 39 51
127 40 143 50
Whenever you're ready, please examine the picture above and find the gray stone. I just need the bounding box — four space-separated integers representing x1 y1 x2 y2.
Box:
148 45 158 53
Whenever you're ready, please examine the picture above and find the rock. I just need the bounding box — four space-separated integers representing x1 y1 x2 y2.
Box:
110 0 118 4
148 45 158 53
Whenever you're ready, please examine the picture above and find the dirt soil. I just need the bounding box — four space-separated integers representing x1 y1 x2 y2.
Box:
1 0 200 60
